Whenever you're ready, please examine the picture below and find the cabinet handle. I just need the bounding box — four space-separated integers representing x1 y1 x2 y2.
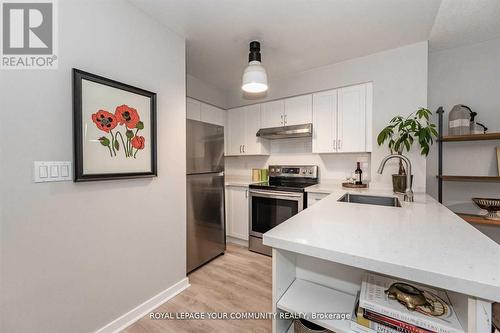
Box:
284 114 287 125
338 140 342 150
245 190 248 198
333 140 337 151
280 114 283 125
243 145 245 153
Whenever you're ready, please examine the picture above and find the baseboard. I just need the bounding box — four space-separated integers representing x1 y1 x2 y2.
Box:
95 277 190 333
226 236 249 247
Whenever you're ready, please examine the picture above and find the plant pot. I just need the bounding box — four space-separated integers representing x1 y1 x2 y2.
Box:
392 174 413 194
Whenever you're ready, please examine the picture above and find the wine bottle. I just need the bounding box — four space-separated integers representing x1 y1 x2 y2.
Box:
355 162 362 185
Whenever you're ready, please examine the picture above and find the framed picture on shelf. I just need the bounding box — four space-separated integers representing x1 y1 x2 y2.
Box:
73 69 157 181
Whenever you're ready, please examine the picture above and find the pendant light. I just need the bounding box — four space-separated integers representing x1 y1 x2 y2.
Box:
242 41 268 93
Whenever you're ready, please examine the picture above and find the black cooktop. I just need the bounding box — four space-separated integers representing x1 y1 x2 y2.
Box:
249 177 318 193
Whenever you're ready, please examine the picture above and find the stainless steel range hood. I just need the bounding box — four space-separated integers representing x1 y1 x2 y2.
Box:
256 123 313 139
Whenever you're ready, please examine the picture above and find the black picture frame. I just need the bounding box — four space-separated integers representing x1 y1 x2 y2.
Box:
73 68 157 182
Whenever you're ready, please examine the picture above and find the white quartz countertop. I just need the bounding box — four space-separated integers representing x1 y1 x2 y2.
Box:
263 185 500 302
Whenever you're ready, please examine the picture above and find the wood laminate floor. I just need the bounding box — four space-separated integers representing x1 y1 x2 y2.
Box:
122 244 272 333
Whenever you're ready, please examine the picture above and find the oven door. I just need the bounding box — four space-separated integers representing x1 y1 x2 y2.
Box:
249 189 304 238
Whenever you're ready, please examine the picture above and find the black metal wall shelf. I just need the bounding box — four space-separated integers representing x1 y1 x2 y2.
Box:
437 107 500 226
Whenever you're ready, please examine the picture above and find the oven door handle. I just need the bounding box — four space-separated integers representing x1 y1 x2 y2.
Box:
249 189 303 199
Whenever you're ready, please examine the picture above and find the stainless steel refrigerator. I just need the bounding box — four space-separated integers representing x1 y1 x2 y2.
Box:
186 119 225 273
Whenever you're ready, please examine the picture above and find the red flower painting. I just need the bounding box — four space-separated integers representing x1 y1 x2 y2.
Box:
91 110 117 133
92 104 145 158
131 136 145 149
115 104 140 129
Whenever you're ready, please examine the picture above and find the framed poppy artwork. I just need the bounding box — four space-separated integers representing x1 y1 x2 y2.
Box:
73 69 157 181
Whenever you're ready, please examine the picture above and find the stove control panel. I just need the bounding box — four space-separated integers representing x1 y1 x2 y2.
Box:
268 165 318 178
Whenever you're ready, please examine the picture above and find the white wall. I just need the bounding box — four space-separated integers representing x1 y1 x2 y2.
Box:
0 1 186 332
427 38 500 243
226 42 429 191
187 74 227 109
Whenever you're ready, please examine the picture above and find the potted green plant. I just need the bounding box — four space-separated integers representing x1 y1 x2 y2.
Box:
377 108 438 193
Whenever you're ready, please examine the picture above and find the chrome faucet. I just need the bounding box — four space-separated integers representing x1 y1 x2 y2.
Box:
377 154 414 202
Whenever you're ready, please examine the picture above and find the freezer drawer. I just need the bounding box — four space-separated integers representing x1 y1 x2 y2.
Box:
186 172 226 273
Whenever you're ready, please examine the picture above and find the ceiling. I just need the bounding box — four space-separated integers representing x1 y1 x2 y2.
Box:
429 0 500 51
130 0 500 92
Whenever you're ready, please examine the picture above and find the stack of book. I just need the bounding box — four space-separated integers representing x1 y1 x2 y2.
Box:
351 273 464 333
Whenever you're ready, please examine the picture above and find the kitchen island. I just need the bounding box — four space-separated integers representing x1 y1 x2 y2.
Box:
263 186 500 333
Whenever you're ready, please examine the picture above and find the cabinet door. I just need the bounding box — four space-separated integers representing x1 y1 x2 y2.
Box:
337 84 366 152
226 186 249 240
284 94 312 126
226 107 246 156
201 103 226 127
243 104 264 154
186 97 201 121
261 100 285 128
307 192 329 207
312 90 337 153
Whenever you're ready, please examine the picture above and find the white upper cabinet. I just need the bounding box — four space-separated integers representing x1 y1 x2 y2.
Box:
312 83 372 153
260 95 312 128
284 94 312 126
337 84 367 152
243 104 265 154
201 103 226 127
312 89 337 153
186 97 226 127
186 97 201 121
225 105 269 156
226 107 246 156
261 100 285 128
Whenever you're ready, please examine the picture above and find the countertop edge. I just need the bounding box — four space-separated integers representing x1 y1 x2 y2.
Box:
263 234 500 303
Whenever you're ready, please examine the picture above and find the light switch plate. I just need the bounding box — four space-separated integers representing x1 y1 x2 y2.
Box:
34 161 72 183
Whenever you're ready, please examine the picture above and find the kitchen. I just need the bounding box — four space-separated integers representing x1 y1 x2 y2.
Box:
1 1 499 333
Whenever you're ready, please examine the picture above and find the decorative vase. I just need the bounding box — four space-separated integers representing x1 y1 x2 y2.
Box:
392 174 413 194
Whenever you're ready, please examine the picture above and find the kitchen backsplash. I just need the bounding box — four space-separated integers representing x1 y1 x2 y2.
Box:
225 137 370 182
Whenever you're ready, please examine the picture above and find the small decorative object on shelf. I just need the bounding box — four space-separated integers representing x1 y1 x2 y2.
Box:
448 104 472 136
472 198 500 221
293 319 332 333
377 108 438 193
359 273 464 333
385 283 432 312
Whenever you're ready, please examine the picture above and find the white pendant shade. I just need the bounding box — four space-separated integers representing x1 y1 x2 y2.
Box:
242 60 268 93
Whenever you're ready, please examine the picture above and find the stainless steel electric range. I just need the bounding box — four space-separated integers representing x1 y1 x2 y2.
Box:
248 165 318 256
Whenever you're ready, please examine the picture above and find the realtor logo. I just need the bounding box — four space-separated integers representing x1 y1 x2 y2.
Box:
1 0 58 69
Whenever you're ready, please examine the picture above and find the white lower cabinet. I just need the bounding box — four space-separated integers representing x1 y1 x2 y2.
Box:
307 192 329 207
225 186 249 240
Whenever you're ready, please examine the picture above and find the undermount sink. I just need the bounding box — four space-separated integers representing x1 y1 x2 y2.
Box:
338 193 401 208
